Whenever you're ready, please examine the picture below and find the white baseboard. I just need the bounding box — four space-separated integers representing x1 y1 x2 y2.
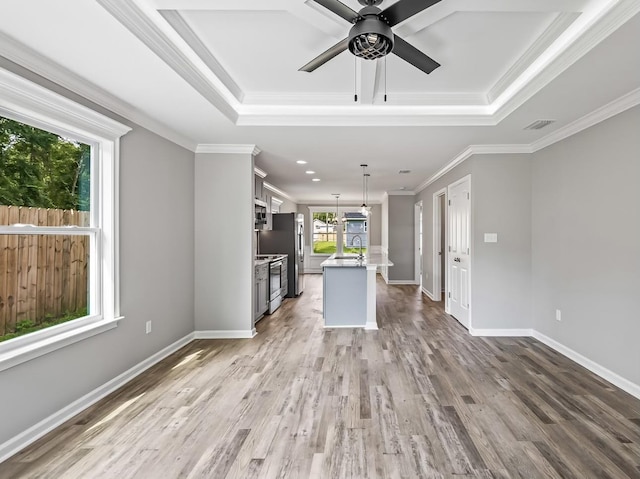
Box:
194 329 257 339
532 331 640 400
303 268 322 274
0 332 195 464
422 287 435 301
470 328 534 337
386 280 418 285
323 324 366 329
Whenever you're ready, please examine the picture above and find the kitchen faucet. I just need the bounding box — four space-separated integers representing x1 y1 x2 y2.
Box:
351 234 364 260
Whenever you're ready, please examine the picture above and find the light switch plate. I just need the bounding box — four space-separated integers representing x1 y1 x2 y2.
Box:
484 233 498 243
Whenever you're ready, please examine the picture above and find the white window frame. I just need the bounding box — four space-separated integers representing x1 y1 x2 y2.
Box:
308 206 367 256
0 67 130 372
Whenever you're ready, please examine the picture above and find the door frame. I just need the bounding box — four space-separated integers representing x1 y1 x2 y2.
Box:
446 174 472 327
432 188 447 306
414 200 423 286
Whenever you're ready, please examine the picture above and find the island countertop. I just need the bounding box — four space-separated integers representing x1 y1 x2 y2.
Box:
320 253 393 268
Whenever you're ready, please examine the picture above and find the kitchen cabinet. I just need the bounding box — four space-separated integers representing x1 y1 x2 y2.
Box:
254 262 269 323
254 174 267 203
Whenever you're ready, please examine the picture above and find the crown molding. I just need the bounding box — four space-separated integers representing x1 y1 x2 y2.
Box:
196 144 261 156
159 9 244 102
416 144 533 192
491 0 640 124
386 191 417 196
98 0 639 127
263 182 296 203
254 167 267 178
487 12 579 104
531 87 640 152
416 86 640 192
0 31 196 151
96 0 239 123
0 67 131 140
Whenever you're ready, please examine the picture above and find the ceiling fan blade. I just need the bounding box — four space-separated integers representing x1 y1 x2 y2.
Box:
392 35 440 74
312 0 359 23
299 38 349 72
381 0 441 27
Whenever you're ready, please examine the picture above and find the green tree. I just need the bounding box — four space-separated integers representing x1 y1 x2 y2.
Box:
0 116 89 210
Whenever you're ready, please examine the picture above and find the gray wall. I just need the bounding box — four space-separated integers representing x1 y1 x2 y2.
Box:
417 155 532 330
0 81 195 446
194 152 254 333
387 195 416 282
532 105 640 385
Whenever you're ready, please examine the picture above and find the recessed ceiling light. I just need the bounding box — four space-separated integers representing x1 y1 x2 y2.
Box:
305 170 315 174
312 178 321 182
296 160 307 164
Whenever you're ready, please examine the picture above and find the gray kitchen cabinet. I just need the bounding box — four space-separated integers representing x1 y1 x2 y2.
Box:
281 256 288 298
254 263 269 323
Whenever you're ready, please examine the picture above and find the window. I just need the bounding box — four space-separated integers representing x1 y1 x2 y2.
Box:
311 211 339 254
309 208 368 255
0 67 130 371
343 212 368 254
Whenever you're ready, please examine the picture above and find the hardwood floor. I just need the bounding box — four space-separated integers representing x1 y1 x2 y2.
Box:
2 274 639 478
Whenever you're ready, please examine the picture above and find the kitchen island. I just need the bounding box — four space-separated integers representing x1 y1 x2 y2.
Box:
321 253 393 330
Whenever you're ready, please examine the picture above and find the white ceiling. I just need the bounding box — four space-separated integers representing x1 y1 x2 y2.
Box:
0 0 639 202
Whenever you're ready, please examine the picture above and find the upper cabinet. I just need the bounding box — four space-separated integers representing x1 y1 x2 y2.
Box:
255 174 266 203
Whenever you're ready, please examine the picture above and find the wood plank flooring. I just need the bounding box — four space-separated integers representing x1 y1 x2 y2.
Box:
2 274 639 478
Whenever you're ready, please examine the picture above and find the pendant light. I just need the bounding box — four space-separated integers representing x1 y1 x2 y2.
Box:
360 164 370 217
332 193 341 226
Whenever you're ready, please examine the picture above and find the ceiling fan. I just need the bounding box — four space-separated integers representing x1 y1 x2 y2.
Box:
300 0 442 75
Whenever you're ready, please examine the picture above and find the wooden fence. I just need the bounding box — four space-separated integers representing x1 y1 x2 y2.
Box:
0 205 89 336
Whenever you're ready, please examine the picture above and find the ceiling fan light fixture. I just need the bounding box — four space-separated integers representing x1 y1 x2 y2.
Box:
348 17 394 60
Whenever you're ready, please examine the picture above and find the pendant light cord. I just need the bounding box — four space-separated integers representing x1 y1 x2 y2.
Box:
354 56 358 102
384 56 387 103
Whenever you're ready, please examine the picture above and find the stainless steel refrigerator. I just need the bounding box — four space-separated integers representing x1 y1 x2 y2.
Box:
258 213 304 297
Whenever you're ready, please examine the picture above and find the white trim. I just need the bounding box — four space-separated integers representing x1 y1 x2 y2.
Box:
0 31 196 151
0 317 121 373
415 85 640 192
446 174 472 324
486 12 579 104
422 287 435 301
0 332 195 463
414 201 423 286
263 182 296 203
196 144 260 156
531 87 640 152
0 66 128 371
532 331 640 400
470 328 534 337
0 68 130 140
386 190 416 196
386 280 419 285
323 324 369 329
253 166 267 178
432 188 447 302
194 329 257 339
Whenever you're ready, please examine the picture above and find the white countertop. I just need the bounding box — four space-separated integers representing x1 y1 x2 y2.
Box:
321 253 393 268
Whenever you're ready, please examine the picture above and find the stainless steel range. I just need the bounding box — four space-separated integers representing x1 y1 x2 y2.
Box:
256 254 287 314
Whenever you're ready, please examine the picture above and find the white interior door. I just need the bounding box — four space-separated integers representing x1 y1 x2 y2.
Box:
448 176 471 328
415 202 423 287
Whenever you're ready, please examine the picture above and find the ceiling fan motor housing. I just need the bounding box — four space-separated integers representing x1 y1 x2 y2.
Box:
348 13 394 60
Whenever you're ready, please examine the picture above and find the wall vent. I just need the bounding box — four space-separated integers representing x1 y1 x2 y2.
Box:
524 119 556 130
398 169 411 174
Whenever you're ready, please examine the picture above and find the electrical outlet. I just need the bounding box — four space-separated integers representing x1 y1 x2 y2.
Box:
555 309 562 322
145 320 152 334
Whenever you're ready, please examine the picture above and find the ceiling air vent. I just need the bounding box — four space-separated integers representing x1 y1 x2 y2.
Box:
524 119 556 130
398 170 411 174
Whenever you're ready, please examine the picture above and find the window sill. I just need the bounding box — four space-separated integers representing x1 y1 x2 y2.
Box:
0 316 122 373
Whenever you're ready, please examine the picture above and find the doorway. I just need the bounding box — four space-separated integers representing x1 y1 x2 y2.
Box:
414 201 423 288
432 189 446 302
447 175 471 328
